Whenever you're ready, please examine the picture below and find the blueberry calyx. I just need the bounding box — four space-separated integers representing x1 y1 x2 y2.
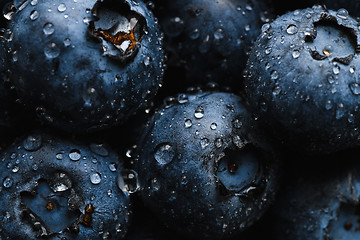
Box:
305 12 358 65
215 146 264 197
88 0 147 63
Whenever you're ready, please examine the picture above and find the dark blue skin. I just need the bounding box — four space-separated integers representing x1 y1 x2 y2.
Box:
0 132 132 239
154 0 272 90
4 0 164 132
135 91 279 239
274 151 360 240
243 6 360 153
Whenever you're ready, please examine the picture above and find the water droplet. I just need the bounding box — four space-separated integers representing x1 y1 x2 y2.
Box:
350 66 356 73
23 134 42 151
177 94 188 104
163 17 184 37
214 28 224 41
43 22 54 35
210 123 217 130
200 138 209 148
108 163 117 172
323 45 333 56
90 172 101 185
272 86 282 95
337 8 348 19
32 164 38 171
117 169 139 195
154 143 175 165
261 23 271 33
327 75 335 84
333 65 340 75
336 103 345 119
30 0 38 5
57 3 66 12
189 28 200 40
194 106 204 119
90 144 108 157
3 177 13 188
270 70 279 80
63 38 71 47
215 138 223 148
30 10 39 20
12 165 19 173
185 119 192 128
233 135 246 149
265 47 272 55
325 100 333 110
349 83 360 95
286 24 298 35
44 42 60 58
151 178 160 191
56 152 64 160
82 87 97 107
292 50 300 59
143 56 151 66
69 149 81 161
233 119 242 129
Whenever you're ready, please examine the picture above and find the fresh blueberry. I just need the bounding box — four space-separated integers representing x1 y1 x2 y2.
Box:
4 0 164 132
0 132 133 239
134 91 279 239
243 6 360 153
273 151 360 240
154 0 272 90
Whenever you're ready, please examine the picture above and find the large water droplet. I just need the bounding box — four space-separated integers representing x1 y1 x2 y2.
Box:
270 70 279 80
44 42 60 58
336 8 348 19
30 10 39 20
194 105 204 119
189 28 200 40
57 3 66 12
117 169 139 195
286 25 298 35
292 50 300 59
349 83 360 95
69 149 81 161
214 28 224 40
43 22 54 35
3 177 13 188
90 172 101 185
23 134 42 151
154 143 175 165
184 119 192 128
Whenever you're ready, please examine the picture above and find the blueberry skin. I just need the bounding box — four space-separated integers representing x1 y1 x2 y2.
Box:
243 6 360 153
155 0 272 90
0 132 132 239
5 0 164 132
135 91 279 239
274 154 360 240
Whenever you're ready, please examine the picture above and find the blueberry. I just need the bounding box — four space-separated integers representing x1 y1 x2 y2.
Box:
4 0 164 132
0 132 133 239
274 151 360 240
135 91 279 239
155 0 272 90
243 6 360 153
